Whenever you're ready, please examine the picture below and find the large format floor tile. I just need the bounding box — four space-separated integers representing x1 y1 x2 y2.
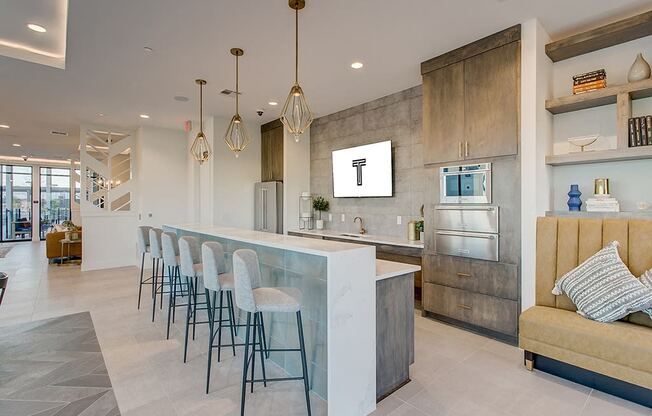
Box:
0 242 650 416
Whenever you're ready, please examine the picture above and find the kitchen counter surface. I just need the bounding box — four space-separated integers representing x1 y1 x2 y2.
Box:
289 228 425 249
376 259 421 281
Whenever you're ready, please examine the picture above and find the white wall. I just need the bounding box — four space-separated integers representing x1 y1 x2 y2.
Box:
550 35 652 212
283 128 310 233
520 19 553 310
136 126 188 227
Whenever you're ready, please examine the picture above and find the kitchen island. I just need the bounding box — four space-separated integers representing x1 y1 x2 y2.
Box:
164 224 418 416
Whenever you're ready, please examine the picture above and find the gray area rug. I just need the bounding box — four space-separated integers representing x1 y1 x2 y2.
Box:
0 312 120 416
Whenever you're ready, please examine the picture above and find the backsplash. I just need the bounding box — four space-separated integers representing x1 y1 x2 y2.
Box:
310 85 424 238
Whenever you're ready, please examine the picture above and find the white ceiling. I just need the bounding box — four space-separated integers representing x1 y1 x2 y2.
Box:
1 0 650 160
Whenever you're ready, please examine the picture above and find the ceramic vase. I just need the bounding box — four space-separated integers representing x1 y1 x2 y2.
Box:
567 184 582 212
627 53 651 82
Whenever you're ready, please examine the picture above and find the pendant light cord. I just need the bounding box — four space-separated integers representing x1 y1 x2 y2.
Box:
235 54 239 115
199 82 203 133
295 6 299 85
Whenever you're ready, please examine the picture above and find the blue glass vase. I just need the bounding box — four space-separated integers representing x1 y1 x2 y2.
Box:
567 184 582 211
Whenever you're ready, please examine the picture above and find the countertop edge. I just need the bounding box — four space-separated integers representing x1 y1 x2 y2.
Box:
376 259 421 281
289 229 425 250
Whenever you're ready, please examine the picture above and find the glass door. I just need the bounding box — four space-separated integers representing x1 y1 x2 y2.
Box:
1 165 33 242
39 167 71 240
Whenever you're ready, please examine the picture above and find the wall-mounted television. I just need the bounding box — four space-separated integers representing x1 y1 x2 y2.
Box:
332 140 393 198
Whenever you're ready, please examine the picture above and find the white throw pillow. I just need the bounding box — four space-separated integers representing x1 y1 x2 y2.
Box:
552 241 652 322
640 269 652 319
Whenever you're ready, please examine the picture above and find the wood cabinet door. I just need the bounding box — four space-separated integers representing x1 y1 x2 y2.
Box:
261 129 272 181
463 41 519 159
261 125 284 182
422 61 465 165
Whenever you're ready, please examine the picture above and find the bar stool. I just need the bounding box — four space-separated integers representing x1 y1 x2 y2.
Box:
136 225 152 309
162 232 187 339
202 241 238 394
178 235 208 363
232 249 312 416
149 228 165 322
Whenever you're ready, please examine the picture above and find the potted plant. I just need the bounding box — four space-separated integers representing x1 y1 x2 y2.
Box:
61 220 80 241
312 196 330 230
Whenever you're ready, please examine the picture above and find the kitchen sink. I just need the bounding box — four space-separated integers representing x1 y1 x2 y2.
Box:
339 232 366 238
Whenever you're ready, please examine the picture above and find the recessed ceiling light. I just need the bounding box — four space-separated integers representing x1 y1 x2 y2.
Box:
98 113 105 117
351 62 364 69
174 96 189 102
0 124 9 129
268 101 278 106
143 46 153 53
139 114 150 119
12 143 21 147
27 23 47 33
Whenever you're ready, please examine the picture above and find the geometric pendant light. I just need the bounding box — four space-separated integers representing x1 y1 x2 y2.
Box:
280 0 313 142
190 79 212 164
224 48 250 157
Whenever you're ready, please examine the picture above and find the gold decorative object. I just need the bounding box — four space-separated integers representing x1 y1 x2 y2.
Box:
594 178 610 195
190 79 212 164
280 0 313 142
224 48 250 157
568 135 598 152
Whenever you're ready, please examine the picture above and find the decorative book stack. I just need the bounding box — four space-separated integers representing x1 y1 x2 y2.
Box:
572 69 607 94
586 195 620 212
628 115 652 147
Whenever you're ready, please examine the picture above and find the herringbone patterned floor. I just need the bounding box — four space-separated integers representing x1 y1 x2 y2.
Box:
0 312 120 416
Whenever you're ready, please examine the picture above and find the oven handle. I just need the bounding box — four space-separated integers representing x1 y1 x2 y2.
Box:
435 206 495 211
436 230 496 240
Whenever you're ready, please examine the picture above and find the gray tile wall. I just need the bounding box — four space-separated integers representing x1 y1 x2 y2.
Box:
310 85 424 238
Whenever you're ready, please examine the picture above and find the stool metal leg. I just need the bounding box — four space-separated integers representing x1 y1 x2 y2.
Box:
240 312 252 416
183 275 194 363
137 252 145 309
216 291 224 363
297 311 312 416
205 288 214 394
260 313 270 359
256 312 268 387
166 265 176 339
192 276 198 340
151 259 158 322
159 260 165 310
250 312 258 393
226 291 237 357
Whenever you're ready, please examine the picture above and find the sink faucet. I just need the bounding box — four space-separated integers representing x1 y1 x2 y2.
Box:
353 216 366 234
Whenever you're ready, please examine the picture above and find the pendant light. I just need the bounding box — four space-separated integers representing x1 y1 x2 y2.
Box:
190 79 212 164
280 0 313 142
224 48 250 157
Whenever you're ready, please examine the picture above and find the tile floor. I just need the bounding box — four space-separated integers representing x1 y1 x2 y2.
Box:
0 242 650 416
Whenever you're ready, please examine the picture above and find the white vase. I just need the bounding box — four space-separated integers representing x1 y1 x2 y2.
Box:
628 53 651 82
315 219 324 230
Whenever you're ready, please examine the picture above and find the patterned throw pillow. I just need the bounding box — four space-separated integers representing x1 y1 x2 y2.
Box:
641 269 652 319
552 241 652 322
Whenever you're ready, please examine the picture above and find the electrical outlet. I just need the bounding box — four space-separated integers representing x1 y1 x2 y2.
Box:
397 216 402 225
341 214 346 222
328 213 332 222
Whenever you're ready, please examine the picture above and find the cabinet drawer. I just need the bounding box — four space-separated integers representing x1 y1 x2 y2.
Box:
435 230 498 262
423 254 518 300
423 283 518 336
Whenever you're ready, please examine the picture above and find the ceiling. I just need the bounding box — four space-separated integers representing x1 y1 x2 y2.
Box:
1 0 650 160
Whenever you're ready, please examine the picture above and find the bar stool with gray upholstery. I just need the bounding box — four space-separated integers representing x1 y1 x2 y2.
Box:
161 231 188 339
136 225 152 309
0 272 7 306
178 235 208 363
202 241 238 394
148 228 166 322
232 249 311 416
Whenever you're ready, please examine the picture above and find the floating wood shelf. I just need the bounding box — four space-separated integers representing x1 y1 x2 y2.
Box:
545 78 652 114
545 11 652 62
545 146 652 166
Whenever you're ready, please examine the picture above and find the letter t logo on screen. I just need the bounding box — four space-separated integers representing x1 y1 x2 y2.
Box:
351 158 366 186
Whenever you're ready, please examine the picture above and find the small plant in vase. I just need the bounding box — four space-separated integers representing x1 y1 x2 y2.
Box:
61 220 80 241
312 196 330 230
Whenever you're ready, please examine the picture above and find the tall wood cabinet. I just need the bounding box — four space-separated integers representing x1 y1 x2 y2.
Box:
420 25 522 343
261 119 284 182
422 27 520 165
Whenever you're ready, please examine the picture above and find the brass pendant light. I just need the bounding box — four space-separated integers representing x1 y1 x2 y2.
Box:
280 0 313 142
224 48 250 157
190 79 212 164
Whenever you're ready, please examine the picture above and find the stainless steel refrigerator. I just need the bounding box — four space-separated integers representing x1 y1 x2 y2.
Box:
254 181 283 234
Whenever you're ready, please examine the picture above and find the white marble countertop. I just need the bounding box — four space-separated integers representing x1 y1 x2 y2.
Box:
164 223 370 257
376 259 421 281
289 228 425 249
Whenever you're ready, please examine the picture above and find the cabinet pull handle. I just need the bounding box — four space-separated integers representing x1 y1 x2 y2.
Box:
456 272 472 278
458 304 472 310
458 142 463 159
464 141 469 158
